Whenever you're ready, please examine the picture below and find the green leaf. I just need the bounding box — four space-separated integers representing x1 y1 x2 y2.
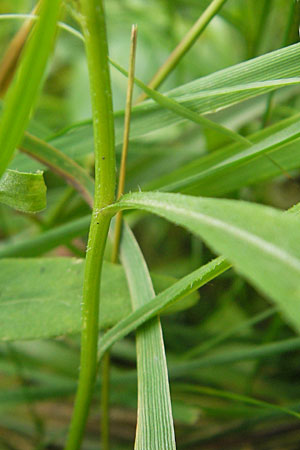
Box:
0 258 130 341
0 0 61 178
21 132 94 207
0 257 196 341
107 191 300 332
118 224 176 450
0 169 46 212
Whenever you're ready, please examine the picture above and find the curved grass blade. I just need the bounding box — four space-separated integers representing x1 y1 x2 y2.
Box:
147 112 300 195
174 384 300 420
0 215 91 258
170 336 300 376
0 169 46 212
0 0 61 178
148 114 300 193
21 132 94 207
98 255 230 360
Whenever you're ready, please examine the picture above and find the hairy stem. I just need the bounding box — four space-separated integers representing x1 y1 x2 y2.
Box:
64 0 115 449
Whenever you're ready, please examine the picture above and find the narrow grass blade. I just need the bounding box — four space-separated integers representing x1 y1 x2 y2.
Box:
137 0 229 100
175 384 300 420
0 169 46 212
184 307 277 359
0 0 61 178
119 224 176 450
21 132 94 207
170 337 300 376
147 112 300 195
0 215 91 258
49 43 300 152
98 255 230 359
110 58 249 145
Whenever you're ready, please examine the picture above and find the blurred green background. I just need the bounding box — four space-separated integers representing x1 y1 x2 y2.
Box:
1 1 300 449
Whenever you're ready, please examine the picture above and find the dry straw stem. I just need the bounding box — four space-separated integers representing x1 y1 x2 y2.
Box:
111 24 138 263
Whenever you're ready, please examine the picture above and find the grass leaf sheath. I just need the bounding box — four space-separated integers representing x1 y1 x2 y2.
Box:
65 0 116 448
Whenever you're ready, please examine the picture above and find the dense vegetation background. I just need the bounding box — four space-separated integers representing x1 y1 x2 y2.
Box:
1 0 300 449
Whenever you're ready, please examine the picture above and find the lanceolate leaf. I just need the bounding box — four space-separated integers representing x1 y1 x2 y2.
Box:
119 224 176 450
0 258 197 341
0 169 46 212
49 43 300 154
107 191 300 331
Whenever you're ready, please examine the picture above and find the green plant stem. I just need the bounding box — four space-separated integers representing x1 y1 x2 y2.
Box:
136 0 228 102
64 0 116 449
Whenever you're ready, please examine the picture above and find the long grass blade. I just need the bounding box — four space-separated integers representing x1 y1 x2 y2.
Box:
0 0 61 178
119 224 176 450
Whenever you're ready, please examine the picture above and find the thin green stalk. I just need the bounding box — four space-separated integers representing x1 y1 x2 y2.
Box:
136 0 228 102
262 0 297 127
101 25 138 450
65 1 116 449
0 0 61 178
251 0 273 58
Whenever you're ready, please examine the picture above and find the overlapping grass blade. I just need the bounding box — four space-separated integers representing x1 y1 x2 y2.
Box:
98 256 229 359
0 215 91 258
0 258 131 340
0 257 196 341
119 224 176 450
148 112 300 194
49 43 300 153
